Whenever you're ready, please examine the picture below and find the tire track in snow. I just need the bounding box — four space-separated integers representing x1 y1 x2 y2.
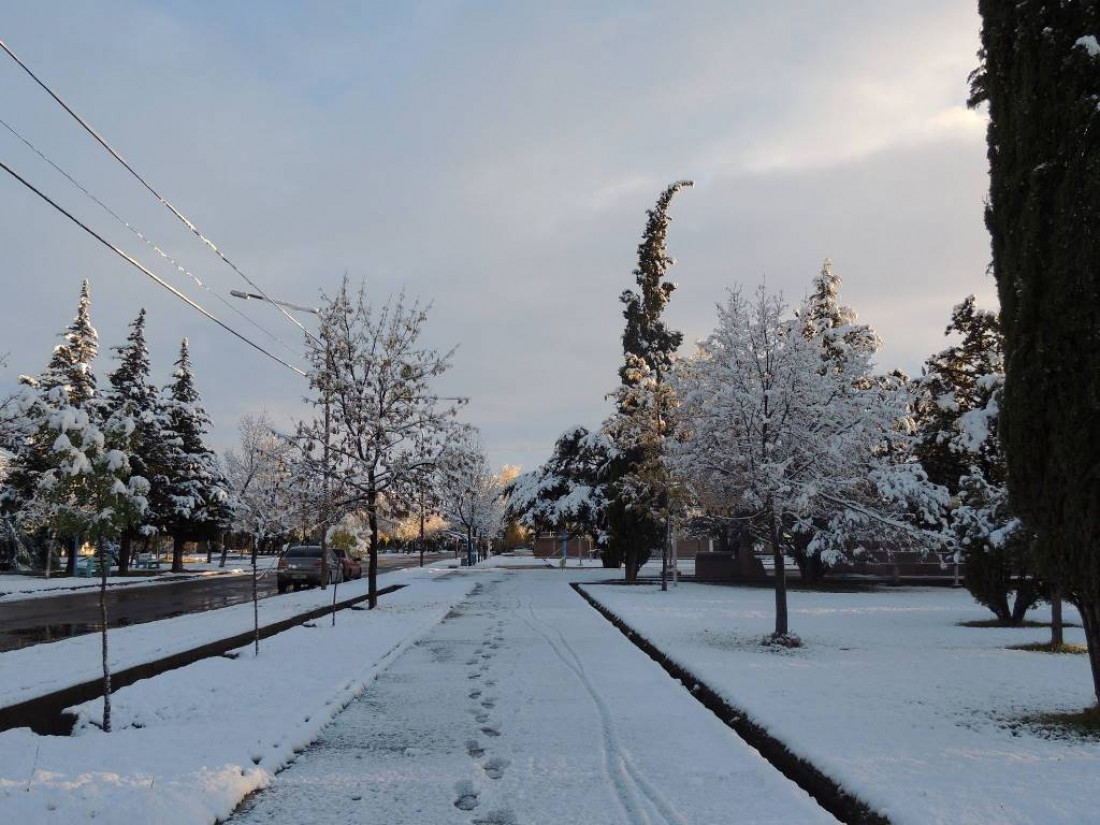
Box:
519 595 689 825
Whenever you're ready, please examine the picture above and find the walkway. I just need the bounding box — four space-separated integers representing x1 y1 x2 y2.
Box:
232 568 835 825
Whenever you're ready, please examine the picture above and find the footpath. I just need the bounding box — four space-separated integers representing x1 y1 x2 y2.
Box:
232 568 835 825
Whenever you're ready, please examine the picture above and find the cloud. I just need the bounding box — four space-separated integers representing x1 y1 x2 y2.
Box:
0 1 991 472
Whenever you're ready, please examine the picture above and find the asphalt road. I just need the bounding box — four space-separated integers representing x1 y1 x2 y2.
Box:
0 553 453 653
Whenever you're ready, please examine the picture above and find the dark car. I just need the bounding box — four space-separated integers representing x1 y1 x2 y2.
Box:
332 548 362 580
276 545 343 593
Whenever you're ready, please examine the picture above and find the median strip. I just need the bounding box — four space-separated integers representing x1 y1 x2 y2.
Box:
0 583 405 735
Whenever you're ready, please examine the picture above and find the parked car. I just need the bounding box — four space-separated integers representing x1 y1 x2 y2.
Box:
276 545 343 593
332 548 362 580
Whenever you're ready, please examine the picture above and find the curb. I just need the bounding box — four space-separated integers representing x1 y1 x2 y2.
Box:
572 582 890 825
0 583 405 736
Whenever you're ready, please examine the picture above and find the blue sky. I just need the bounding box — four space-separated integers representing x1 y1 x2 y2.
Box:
0 1 992 469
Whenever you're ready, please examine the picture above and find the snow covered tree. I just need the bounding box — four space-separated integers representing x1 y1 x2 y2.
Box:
506 425 613 562
103 309 166 573
39 279 98 408
438 429 505 563
605 180 693 581
224 412 298 557
972 2 1100 700
914 297 1039 624
2 280 101 574
296 279 461 608
787 259 882 582
672 284 920 639
160 339 230 572
36 386 149 732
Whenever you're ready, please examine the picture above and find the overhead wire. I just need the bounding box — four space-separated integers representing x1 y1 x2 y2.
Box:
0 38 322 346
0 114 305 363
0 156 307 378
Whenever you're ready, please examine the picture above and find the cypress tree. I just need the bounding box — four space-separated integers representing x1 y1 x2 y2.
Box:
972 2 1100 701
605 180 692 581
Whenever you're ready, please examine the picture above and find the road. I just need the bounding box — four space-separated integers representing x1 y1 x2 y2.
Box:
0 553 452 653
232 568 834 825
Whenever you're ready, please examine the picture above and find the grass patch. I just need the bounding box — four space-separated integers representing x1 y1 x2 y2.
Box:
761 632 804 649
1007 641 1087 654
1022 706 1100 740
958 618 1078 629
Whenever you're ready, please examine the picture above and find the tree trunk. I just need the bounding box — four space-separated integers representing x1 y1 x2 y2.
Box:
219 532 228 568
171 533 186 573
67 535 78 576
1050 585 1064 648
252 551 260 657
367 487 379 609
1077 598 1100 706
769 512 788 637
97 533 112 732
117 533 133 575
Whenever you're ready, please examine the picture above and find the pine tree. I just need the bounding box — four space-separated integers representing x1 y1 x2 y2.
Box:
972 2 1100 702
104 309 165 572
790 259 881 582
2 280 101 574
605 180 692 581
40 279 98 408
914 297 1039 624
160 339 229 572
505 425 613 561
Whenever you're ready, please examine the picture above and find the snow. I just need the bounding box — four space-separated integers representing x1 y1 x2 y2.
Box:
0 566 477 825
232 568 833 825
0 561 444 709
1075 35 1100 57
581 582 1100 825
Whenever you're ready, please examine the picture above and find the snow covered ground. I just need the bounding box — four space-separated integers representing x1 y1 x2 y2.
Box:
581 582 1100 825
0 556 276 601
0 561 443 709
0 566 477 825
232 568 833 825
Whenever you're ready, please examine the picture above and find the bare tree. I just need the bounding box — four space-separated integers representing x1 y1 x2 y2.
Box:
297 278 461 608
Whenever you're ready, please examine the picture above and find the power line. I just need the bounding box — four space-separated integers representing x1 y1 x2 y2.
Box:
0 114 305 362
0 38 321 346
0 156 307 378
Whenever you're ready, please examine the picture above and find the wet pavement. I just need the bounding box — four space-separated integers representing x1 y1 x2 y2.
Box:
0 553 450 652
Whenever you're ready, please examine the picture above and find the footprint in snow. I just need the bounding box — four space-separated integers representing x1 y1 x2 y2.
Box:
482 757 509 780
466 739 485 758
473 808 519 825
454 779 480 811
469 690 482 700
480 699 495 709
480 725 501 737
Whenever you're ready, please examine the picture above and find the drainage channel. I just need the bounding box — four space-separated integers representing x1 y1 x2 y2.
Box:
0 583 406 736
571 582 890 825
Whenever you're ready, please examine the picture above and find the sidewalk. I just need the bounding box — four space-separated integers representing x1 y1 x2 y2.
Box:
232 568 834 825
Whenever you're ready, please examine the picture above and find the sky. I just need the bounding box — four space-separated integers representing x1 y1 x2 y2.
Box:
0 1 994 470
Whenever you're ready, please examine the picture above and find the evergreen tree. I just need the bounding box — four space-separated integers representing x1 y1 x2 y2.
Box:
789 259 881 582
914 297 1039 624
40 279 98 408
2 280 100 574
605 180 692 581
972 2 1100 701
160 339 229 572
104 309 166 572
505 425 613 561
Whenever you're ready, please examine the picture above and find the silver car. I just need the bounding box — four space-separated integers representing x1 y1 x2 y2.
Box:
276 545 344 593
